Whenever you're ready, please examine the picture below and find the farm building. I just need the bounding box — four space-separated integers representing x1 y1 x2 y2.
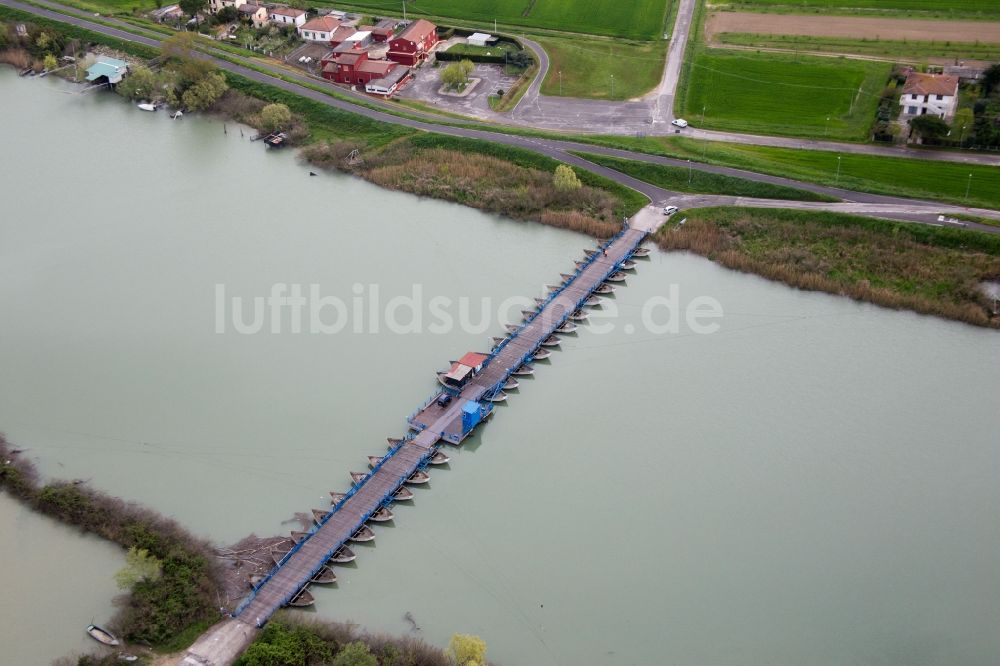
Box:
371 19 397 42
466 32 494 47
321 50 399 86
208 0 245 14
344 30 373 49
299 16 341 42
899 73 959 122
150 4 183 22
388 19 438 66
329 25 358 47
269 6 306 27
85 57 128 85
365 67 410 97
238 3 268 28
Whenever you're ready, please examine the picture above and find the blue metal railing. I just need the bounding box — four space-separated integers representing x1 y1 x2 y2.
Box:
233 437 427 621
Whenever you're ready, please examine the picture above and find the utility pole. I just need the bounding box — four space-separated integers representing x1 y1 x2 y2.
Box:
836 155 841 184
965 173 972 201
610 74 614 99
494 18 497 33
687 159 692 185
825 116 830 137
558 70 562 96
402 1 406 21
701 104 706 124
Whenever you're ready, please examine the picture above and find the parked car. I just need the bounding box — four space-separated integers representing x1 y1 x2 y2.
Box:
671 118 688 128
436 393 453 408
663 205 679 216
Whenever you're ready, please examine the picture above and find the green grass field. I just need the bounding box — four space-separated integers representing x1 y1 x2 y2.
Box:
570 134 1000 210
537 35 666 99
679 49 889 140
726 0 997 14
332 0 670 39
715 32 1000 61
572 152 835 200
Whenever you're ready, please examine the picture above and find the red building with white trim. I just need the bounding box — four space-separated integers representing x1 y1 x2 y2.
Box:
321 50 399 86
387 19 438 66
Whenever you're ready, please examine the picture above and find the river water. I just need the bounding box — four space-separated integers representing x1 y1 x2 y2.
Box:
2 68 1000 665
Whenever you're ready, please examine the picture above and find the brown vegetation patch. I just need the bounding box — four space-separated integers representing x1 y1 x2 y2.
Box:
0 47 32 69
706 12 1000 42
306 143 620 234
656 208 1000 327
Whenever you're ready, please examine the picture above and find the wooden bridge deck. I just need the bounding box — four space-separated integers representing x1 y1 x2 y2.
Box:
233 221 650 627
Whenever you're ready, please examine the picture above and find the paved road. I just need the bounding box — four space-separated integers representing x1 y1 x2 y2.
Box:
5 0 999 234
652 0 697 124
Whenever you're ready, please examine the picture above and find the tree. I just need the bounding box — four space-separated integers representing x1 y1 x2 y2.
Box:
42 53 58 71
458 58 474 79
117 64 158 101
440 62 466 90
982 63 1000 96
181 70 227 110
215 5 238 22
446 634 487 666
553 164 582 191
114 546 162 590
259 103 291 132
179 0 206 18
331 641 378 666
954 107 974 144
908 114 950 143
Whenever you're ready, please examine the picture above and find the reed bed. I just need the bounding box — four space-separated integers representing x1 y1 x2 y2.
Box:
656 207 1000 328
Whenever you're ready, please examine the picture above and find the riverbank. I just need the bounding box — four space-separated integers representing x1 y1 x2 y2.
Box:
656 207 1000 328
0 434 223 652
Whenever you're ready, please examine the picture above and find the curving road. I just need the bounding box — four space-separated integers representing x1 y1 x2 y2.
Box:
4 0 1000 235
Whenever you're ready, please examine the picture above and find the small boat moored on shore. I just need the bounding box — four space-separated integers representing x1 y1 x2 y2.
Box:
621 259 637 270
633 247 651 257
489 391 508 403
541 335 561 347
312 509 329 524
369 506 394 522
329 491 346 504
569 310 589 321
291 530 310 544
503 378 520 390
606 271 626 282
556 321 578 333
512 363 535 376
531 349 551 360
583 295 601 307
350 471 367 485
86 625 120 647
368 455 384 468
594 283 615 294
136 101 156 111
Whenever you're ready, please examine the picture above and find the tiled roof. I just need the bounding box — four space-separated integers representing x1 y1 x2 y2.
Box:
902 73 958 97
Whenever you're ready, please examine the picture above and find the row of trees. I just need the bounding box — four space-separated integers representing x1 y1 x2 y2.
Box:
116 32 228 110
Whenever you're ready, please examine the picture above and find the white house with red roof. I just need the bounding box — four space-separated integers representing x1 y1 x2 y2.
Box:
899 72 959 122
268 5 306 27
298 15 340 42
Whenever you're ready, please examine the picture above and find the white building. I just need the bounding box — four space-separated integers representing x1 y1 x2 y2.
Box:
899 73 959 122
269 6 307 27
466 32 493 47
298 15 341 42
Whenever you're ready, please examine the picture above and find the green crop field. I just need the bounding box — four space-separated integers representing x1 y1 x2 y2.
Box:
537 35 666 99
679 50 889 141
727 0 997 14
335 0 670 40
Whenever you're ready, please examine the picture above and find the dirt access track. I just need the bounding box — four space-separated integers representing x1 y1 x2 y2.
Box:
706 12 1000 42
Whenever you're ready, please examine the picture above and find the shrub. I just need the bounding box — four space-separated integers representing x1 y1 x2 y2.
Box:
553 164 582 191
